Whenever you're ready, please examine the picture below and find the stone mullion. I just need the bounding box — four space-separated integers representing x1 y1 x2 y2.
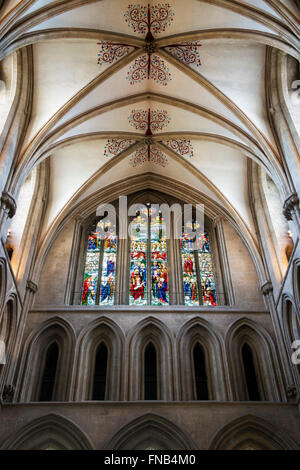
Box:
118 207 129 305
165 238 171 304
168 213 181 305
194 247 203 306
213 216 235 306
115 238 129 305
64 215 83 305
147 211 151 305
96 240 104 305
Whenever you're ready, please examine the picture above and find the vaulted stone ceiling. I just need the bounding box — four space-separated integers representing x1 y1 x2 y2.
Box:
1 0 299 243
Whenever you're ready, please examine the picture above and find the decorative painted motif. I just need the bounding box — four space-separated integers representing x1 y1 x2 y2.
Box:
97 41 132 66
129 108 170 134
151 211 169 304
196 232 217 306
104 139 134 157
127 53 171 86
165 42 202 67
181 233 199 306
130 144 168 167
128 108 170 167
81 220 118 306
130 211 148 305
124 3 174 36
165 139 194 158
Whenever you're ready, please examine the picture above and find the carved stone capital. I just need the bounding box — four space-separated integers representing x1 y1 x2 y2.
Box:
283 192 299 221
26 280 38 294
2 384 14 403
212 215 225 227
287 385 297 399
260 281 273 296
0 192 16 219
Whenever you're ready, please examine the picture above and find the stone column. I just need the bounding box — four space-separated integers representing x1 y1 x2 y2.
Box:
10 279 38 402
0 191 16 239
261 280 298 399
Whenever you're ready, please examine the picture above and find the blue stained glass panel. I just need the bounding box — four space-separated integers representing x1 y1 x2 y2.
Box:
130 214 147 305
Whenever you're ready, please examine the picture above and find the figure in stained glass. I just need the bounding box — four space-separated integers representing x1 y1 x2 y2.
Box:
81 220 118 306
181 228 217 306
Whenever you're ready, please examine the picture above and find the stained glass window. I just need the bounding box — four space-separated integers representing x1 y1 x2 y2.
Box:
181 233 199 306
130 211 147 306
81 220 117 306
197 232 217 306
129 206 169 306
151 211 169 305
180 228 217 306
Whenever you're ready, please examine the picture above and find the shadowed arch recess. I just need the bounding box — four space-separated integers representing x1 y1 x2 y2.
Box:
209 414 299 450
0 413 94 450
106 413 196 450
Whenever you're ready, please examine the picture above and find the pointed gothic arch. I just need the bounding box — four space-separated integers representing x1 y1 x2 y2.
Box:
176 317 228 400
225 318 284 401
106 413 196 450
209 414 299 450
127 316 174 400
73 316 124 401
16 317 75 402
0 413 93 450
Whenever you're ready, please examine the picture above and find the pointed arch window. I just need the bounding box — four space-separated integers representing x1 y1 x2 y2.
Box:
192 343 209 400
130 206 169 305
144 342 158 400
39 342 59 401
242 343 260 401
81 219 118 305
92 343 108 400
181 226 217 306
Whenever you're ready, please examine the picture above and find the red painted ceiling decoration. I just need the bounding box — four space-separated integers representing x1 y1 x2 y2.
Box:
128 107 170 167
130 142 168 167
127 53 171 86
165 138 194 158
165 42 202 67
129 108 170 134
124 3 174 36
103 108 194 167
97 41 133 66
96 3 201 85
104 139 135 157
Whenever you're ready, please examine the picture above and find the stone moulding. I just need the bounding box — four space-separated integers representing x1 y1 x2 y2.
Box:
0 192 16 219
283 192 299 221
